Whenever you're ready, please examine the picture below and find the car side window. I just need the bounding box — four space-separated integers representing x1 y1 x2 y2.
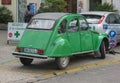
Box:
58 20 67 34
79 17 88 30
106 14 120 24
68 19 79 32
114 14 120 24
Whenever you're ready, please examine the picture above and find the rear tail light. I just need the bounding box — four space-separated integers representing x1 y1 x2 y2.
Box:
38 50 44 55
17 47 22 52
98 16 105 24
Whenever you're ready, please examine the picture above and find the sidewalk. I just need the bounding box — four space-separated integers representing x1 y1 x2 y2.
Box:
0 24 7 30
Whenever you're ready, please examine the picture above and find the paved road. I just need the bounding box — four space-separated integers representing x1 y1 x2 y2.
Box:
0 30 120 83
35 63 120 83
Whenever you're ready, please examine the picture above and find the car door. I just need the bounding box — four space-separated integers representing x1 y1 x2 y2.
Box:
106 14 120 42
79 17 93 51
67 17 81 53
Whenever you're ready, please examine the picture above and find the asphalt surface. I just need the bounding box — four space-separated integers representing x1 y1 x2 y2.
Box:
0 30 120 83
35 63 120 83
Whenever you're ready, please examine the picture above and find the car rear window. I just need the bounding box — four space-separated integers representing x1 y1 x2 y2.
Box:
27 19 55 30
82 14 102 24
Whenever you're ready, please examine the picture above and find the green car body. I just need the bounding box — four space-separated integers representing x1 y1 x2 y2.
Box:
13 13 109 69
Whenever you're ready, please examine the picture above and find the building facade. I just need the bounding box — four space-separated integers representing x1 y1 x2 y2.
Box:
103 0 120 13
0 0 120 22
0 0 41 22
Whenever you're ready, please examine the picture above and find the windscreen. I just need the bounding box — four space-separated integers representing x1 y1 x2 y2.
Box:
27 19 55 29
82 14 102 24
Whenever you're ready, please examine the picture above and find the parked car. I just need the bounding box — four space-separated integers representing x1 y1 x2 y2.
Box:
81 11 120 43
13 13 109 69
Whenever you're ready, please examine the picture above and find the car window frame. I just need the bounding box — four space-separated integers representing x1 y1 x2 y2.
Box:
82 14 102 24
106 14 120 24
68 18 79 33
79 16 89 31
114 14 120 24
58 19 67 34
27 18 57 31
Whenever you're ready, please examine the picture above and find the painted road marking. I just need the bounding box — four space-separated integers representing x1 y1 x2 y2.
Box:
44 59 120 78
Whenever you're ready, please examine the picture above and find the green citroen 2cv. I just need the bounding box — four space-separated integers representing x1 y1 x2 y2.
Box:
13 13 109 69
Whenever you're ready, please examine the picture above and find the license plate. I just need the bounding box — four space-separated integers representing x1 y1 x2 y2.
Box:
24 48 38 54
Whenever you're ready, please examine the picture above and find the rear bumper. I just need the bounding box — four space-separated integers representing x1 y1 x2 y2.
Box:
12 52 48 59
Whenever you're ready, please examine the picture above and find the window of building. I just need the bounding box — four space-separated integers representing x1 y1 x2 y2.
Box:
1 0 11 5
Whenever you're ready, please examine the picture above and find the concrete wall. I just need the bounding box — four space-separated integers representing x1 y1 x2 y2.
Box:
102 0 111 3
102 0 120 14
0 0 119 22
0 0 41 22
77 0 89 13
83 0 89 12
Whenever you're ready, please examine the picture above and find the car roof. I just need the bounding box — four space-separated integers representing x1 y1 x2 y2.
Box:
33 12 70 20
81 11 115 16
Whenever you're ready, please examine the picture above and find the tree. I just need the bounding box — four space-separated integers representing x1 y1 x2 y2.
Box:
0 6 13 24
94 2 118 12
38 0 67 13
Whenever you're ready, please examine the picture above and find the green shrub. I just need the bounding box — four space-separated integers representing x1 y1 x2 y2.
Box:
94 2 118 12
38 0 67 13
0 6 13 24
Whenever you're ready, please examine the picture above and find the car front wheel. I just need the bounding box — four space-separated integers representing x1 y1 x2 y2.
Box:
55 57 70 69
95 41 106 59
20 58 33 66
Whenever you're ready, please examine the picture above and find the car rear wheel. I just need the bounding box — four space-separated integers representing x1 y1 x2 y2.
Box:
55 57 70 69
20 58 33 65
95 41 106 59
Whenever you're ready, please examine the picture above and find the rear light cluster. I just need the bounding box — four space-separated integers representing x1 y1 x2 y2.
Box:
98 16 105 24
17 47 22 52
38 50 44 55
16 47 44 55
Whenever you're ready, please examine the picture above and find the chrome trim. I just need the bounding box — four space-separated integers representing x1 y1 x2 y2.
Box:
72 50 94 55
12 52 48 59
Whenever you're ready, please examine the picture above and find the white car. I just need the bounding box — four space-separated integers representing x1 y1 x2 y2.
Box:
81 11 120 43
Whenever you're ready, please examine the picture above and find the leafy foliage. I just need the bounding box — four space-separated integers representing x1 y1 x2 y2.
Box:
0 6 13 24
38 0 67 13
94 2 118 12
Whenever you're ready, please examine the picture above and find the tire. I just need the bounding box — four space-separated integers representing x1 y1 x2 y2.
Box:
95 41 106 59
20 58 33 66
55 57 70 69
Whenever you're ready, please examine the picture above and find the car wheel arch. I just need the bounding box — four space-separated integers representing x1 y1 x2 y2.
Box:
47 38 72 57
103 38 109 51
95 35 109 52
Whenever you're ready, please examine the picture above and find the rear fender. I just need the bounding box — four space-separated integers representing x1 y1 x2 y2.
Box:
46 37 72 57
